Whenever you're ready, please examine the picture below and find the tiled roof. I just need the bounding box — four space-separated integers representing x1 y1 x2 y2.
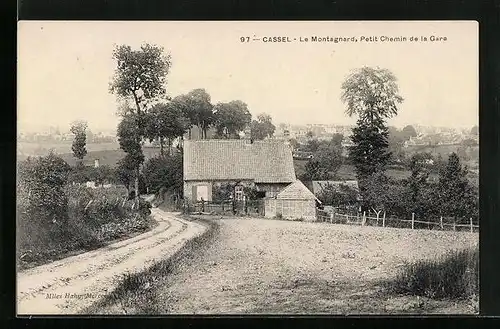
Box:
183 139 296 183
311 180 359 195
276 180 319 201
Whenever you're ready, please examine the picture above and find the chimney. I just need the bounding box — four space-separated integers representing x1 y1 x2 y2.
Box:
94 159 100 168
242 126 253 143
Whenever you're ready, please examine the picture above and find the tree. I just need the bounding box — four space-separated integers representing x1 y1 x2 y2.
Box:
303 138 321 153
359 173 407 220
388 126 406 163
214 100 252 139
68 165 93 184
250 113 276 140
109 43 172 201
462 138 478 147
317 183 359 208
115 154 138 194
174 89 215 139
470 125 479 136
331 133 344 147
349 117 392 178
341 66 404 124
144 103 190 156
314 141 343 175
70 120 88 165
300 159 331 181
89 165 114 186
142 153 183 196
17 152 71 227
436 152 478 220
341 67 403 179
288 138 300 151
402 125 418 140
306 131 314 139
117 114 144 195
402 153 436 218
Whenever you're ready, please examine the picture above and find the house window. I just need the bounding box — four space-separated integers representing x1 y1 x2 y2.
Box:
235 185 244 201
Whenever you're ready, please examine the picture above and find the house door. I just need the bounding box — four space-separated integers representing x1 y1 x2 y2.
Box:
195 185 209 201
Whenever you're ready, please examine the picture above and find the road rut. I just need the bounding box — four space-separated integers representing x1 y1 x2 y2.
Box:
17 209 206 315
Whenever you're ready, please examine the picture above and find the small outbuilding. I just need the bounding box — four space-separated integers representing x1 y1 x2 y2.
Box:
264 180 321 221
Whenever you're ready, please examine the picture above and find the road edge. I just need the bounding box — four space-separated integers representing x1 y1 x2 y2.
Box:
81 215 220 314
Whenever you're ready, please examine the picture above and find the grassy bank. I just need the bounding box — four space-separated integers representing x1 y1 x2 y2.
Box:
17 185 156 271
83 215 220 314
389 246 478 306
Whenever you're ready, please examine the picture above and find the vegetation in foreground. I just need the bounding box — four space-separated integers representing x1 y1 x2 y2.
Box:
17 153 155 270
390 246 478 311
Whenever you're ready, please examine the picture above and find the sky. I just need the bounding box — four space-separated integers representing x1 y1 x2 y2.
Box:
17 21 478 133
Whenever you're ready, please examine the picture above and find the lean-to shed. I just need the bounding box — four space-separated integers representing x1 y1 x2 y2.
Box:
264 180 321 221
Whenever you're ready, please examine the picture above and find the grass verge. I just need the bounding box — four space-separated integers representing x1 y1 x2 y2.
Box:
82 215 220 315
388 246 478 310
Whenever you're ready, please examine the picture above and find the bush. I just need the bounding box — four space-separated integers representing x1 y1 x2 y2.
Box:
390 246 478 300
142 154 183 195
17 183 156 270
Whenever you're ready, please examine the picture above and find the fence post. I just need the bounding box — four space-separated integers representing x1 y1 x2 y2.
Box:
453 221 456 231
470 218 473 233
362 211 366 226
411 213 415 229
85 199 93 211
440 216 443 230
345 213 348 224
330 212 333 223
382 212 386 227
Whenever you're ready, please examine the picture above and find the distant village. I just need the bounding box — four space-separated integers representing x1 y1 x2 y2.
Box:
18 122 478 149
270 123 478 147
17 126 118 144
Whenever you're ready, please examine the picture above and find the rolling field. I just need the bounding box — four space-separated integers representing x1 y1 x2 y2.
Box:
17 141 121 158
94 216 478 314
17 142 162 167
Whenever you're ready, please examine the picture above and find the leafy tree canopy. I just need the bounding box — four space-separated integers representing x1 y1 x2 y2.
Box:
341 66 404 124
144 102 190 155
250 113 276 140
70 120 88 161
142 154 183 195
110 44 171 110
402 125 418 139
214 100 252 139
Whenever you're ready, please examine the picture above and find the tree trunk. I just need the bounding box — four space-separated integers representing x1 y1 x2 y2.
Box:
159 137 164 157
135 166 140 202
188 128 192 140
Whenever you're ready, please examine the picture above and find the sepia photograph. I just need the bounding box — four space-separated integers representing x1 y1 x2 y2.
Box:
16 21 479 315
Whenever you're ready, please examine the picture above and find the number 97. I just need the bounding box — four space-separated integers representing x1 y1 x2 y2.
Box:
240 37 250 43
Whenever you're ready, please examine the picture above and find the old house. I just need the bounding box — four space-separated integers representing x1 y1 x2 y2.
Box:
183 139 296 202
264 180 320 221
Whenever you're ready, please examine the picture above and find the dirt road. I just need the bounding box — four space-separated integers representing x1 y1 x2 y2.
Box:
16 209 206 315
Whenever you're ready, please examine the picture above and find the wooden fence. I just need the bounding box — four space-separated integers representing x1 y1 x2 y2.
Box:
187 199 265 217
316 208 479 233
